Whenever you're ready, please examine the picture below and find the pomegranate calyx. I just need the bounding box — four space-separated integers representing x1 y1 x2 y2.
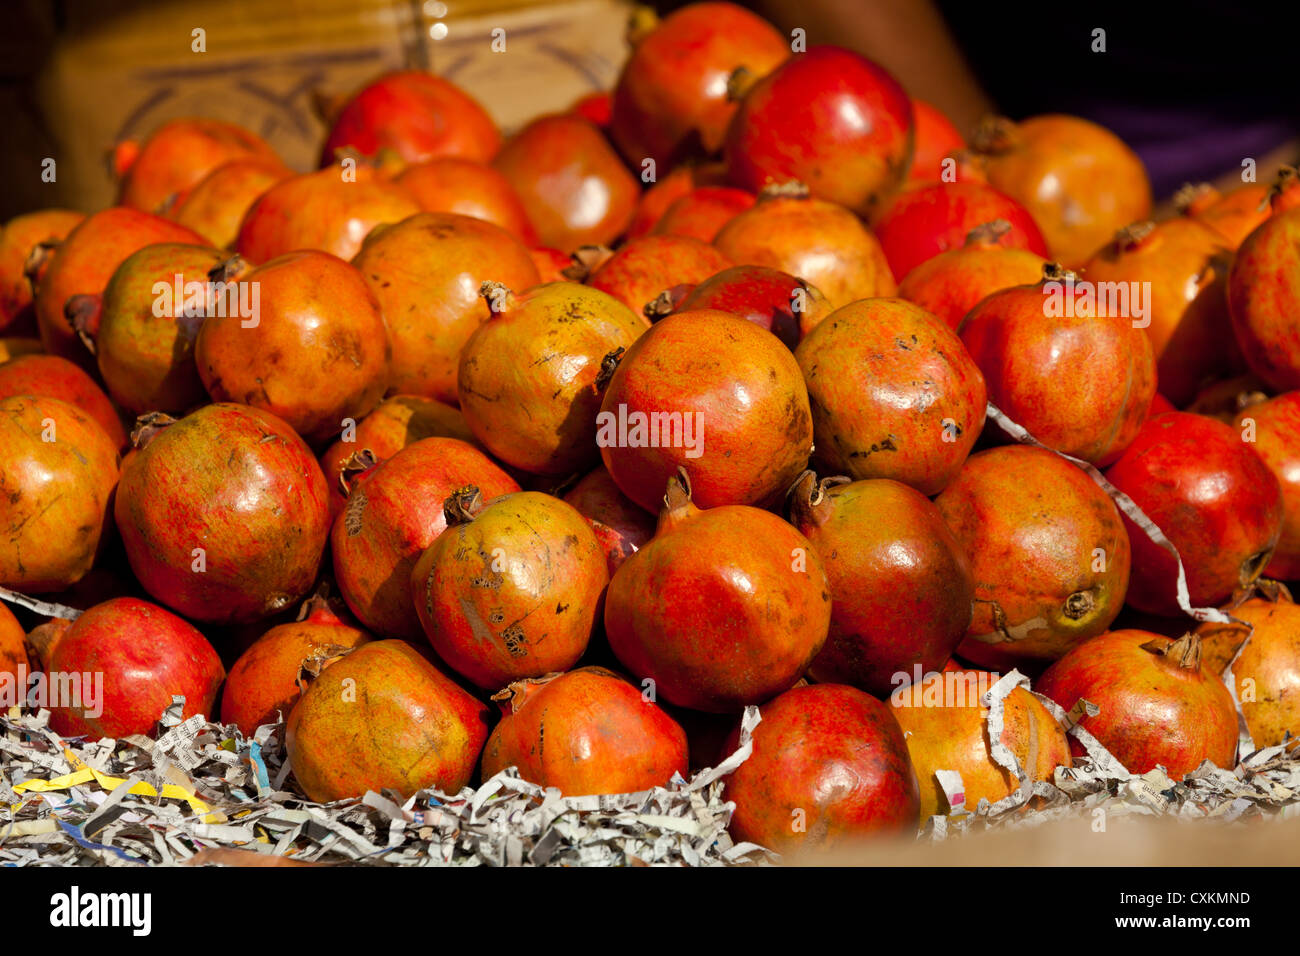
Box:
595 347 624 390
625 5 659 47
338 448 379 498
1040 262 1080 284
22 240 60 291
1173 182 1218 216
644 283 690 320
1114 220 1157 250
130 411 178 450
1144 632 1203 670
561 245 613 283
726 66 758 103
490 672 564 714
443 485 485 526
209 255 249 285
65 294 102 354
970 115 1017 155
479 280 516 315
757 181 811 202
964 219 1012 246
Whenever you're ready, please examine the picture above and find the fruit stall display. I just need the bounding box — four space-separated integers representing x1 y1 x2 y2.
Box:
2 2 1299 867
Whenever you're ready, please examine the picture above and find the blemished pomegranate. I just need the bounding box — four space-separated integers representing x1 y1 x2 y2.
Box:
116 403 331 624
609 2 788 169
332 437 519 641
604 471 831 712
790 472 973 696
723 683 920 853
795 297 986 495
287 640 491 802
669 264 833 349
650 187 756 243
725 46 914 219
891 670 1069 821
562 465 656 576
319 70 501 167
351 211 540 404
1103 412 1283 616
48 597 225 739
935 446 1131 670
584 235 733 315
0 396 119 593
1227 201 1300 392
713 184 896 308
396 157 537 243
1036 630 1238 777
411 489 608 690
493 114 639 252
896 220 1048 329
599 308 813 512
168 158 293 250
958 264 1157 465
481 667 689 795
1234 393 1300 579
459 281 647 476
0 354 126 449
0 209 84 333
906 99 965 184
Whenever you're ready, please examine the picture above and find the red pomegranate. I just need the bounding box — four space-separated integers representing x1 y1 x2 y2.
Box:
599 309 813 511
0 209 84 333
790 472 973 696
959 264 1157 464
169 158 293 250
482 667 688 795
412 489 608 690
48 597 225 739
584 235 733 315
935 446 1131 670
235 164 420 263
459 282 647 475
395 157 536 242
897 220 1048 329
725 46 913 218
1177 181 1272 251
351 212 540 404
1234 393 1300 580
604 471 830 712
116 404 331 624
873 181 1049 282
0 602 26 681
528 246 571 284
562 465 656 576
319 70 501 167
795 298 986 495
333 437 519 641
570 90 612 128
493 114 639 252
1198 595 1300 747
650 186 756 242
1036 630 1238 776
906 99 965 184
1227 201 1300 391
723 683 919 853
287 640 490 802
1103 412 1283 615
0 355 125 449
713 185 895 307
626 164 702 238
669 264 833 349
970 114 1152 266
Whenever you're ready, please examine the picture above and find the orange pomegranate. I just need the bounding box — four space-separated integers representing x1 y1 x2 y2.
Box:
1234 393 1300 580
396 157 536 242
0 209 84 333
169 158 293 250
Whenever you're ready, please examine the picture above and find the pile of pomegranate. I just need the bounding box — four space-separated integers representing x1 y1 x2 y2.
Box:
3 2 1298 860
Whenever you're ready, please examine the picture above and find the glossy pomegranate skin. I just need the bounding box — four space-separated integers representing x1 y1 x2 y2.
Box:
1036 630 1238 776
650 186 756 243
958 272 1157 465
482 667 689 795
116 403 331 624
562 466 656 576
0 396 119 593
287 640 491 802
610 2 789 169
874 182 1049 282
1198 597 1300 747
796 298 986 495
626 165 699 239
1103 412 1283 616
396 157 537 243
599 309 813 512
0 602 25 682
528 246 571 284
319 70 501 167
586 236 733 315
673 264 832 349
48 597 225 739
351 212 540 404
725 46 914 218
0 209 84 333
1234 393 1300 579
1228 206 1300 391
723 684 920 853
791 474 973 696
493 114 639 253
333 437 519 641
906 99 965 184
936 446 1131 670
169 158 293 250
0 355 126 449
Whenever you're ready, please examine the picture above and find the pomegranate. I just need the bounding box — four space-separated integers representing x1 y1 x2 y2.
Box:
0 355 126 449
1198 595 1300 747
650 186 756 242
116 403 330 624
333 438 519 641
790 472 973 696
584 236 733 315
570 90 612 128
795 297 986 495
562 465 656 576
93 242 226 416
906 99 965 184
959 264 1157 464
459 282 647 475
1104 412 1283 615
892 669 1069 821
604 471 830 711
669 264 832 349
713 185 895 307
723 683 919 852
935 446 1131 670
287 640 490 802
0 338 43 364
481 667 688 795
1146 393 1177 420
873 181 1049 282
626 164 699 239
493 114 639 252
1036 630 1238 776
1234 393 1300 580
48 597 225 739
528 246 571 284
725 46 913 218
0 396 119 592
0 210 83 333
396 157 536 242
195 251 390 445
0 602 25 681
1185 373 1269 424
351 212 540 404
411 489 608 690
970 114 1152 266
1227 200 1300 392
169 158 293 250
599 308 812 511
896 220 1048 329
1177 181 1271 250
